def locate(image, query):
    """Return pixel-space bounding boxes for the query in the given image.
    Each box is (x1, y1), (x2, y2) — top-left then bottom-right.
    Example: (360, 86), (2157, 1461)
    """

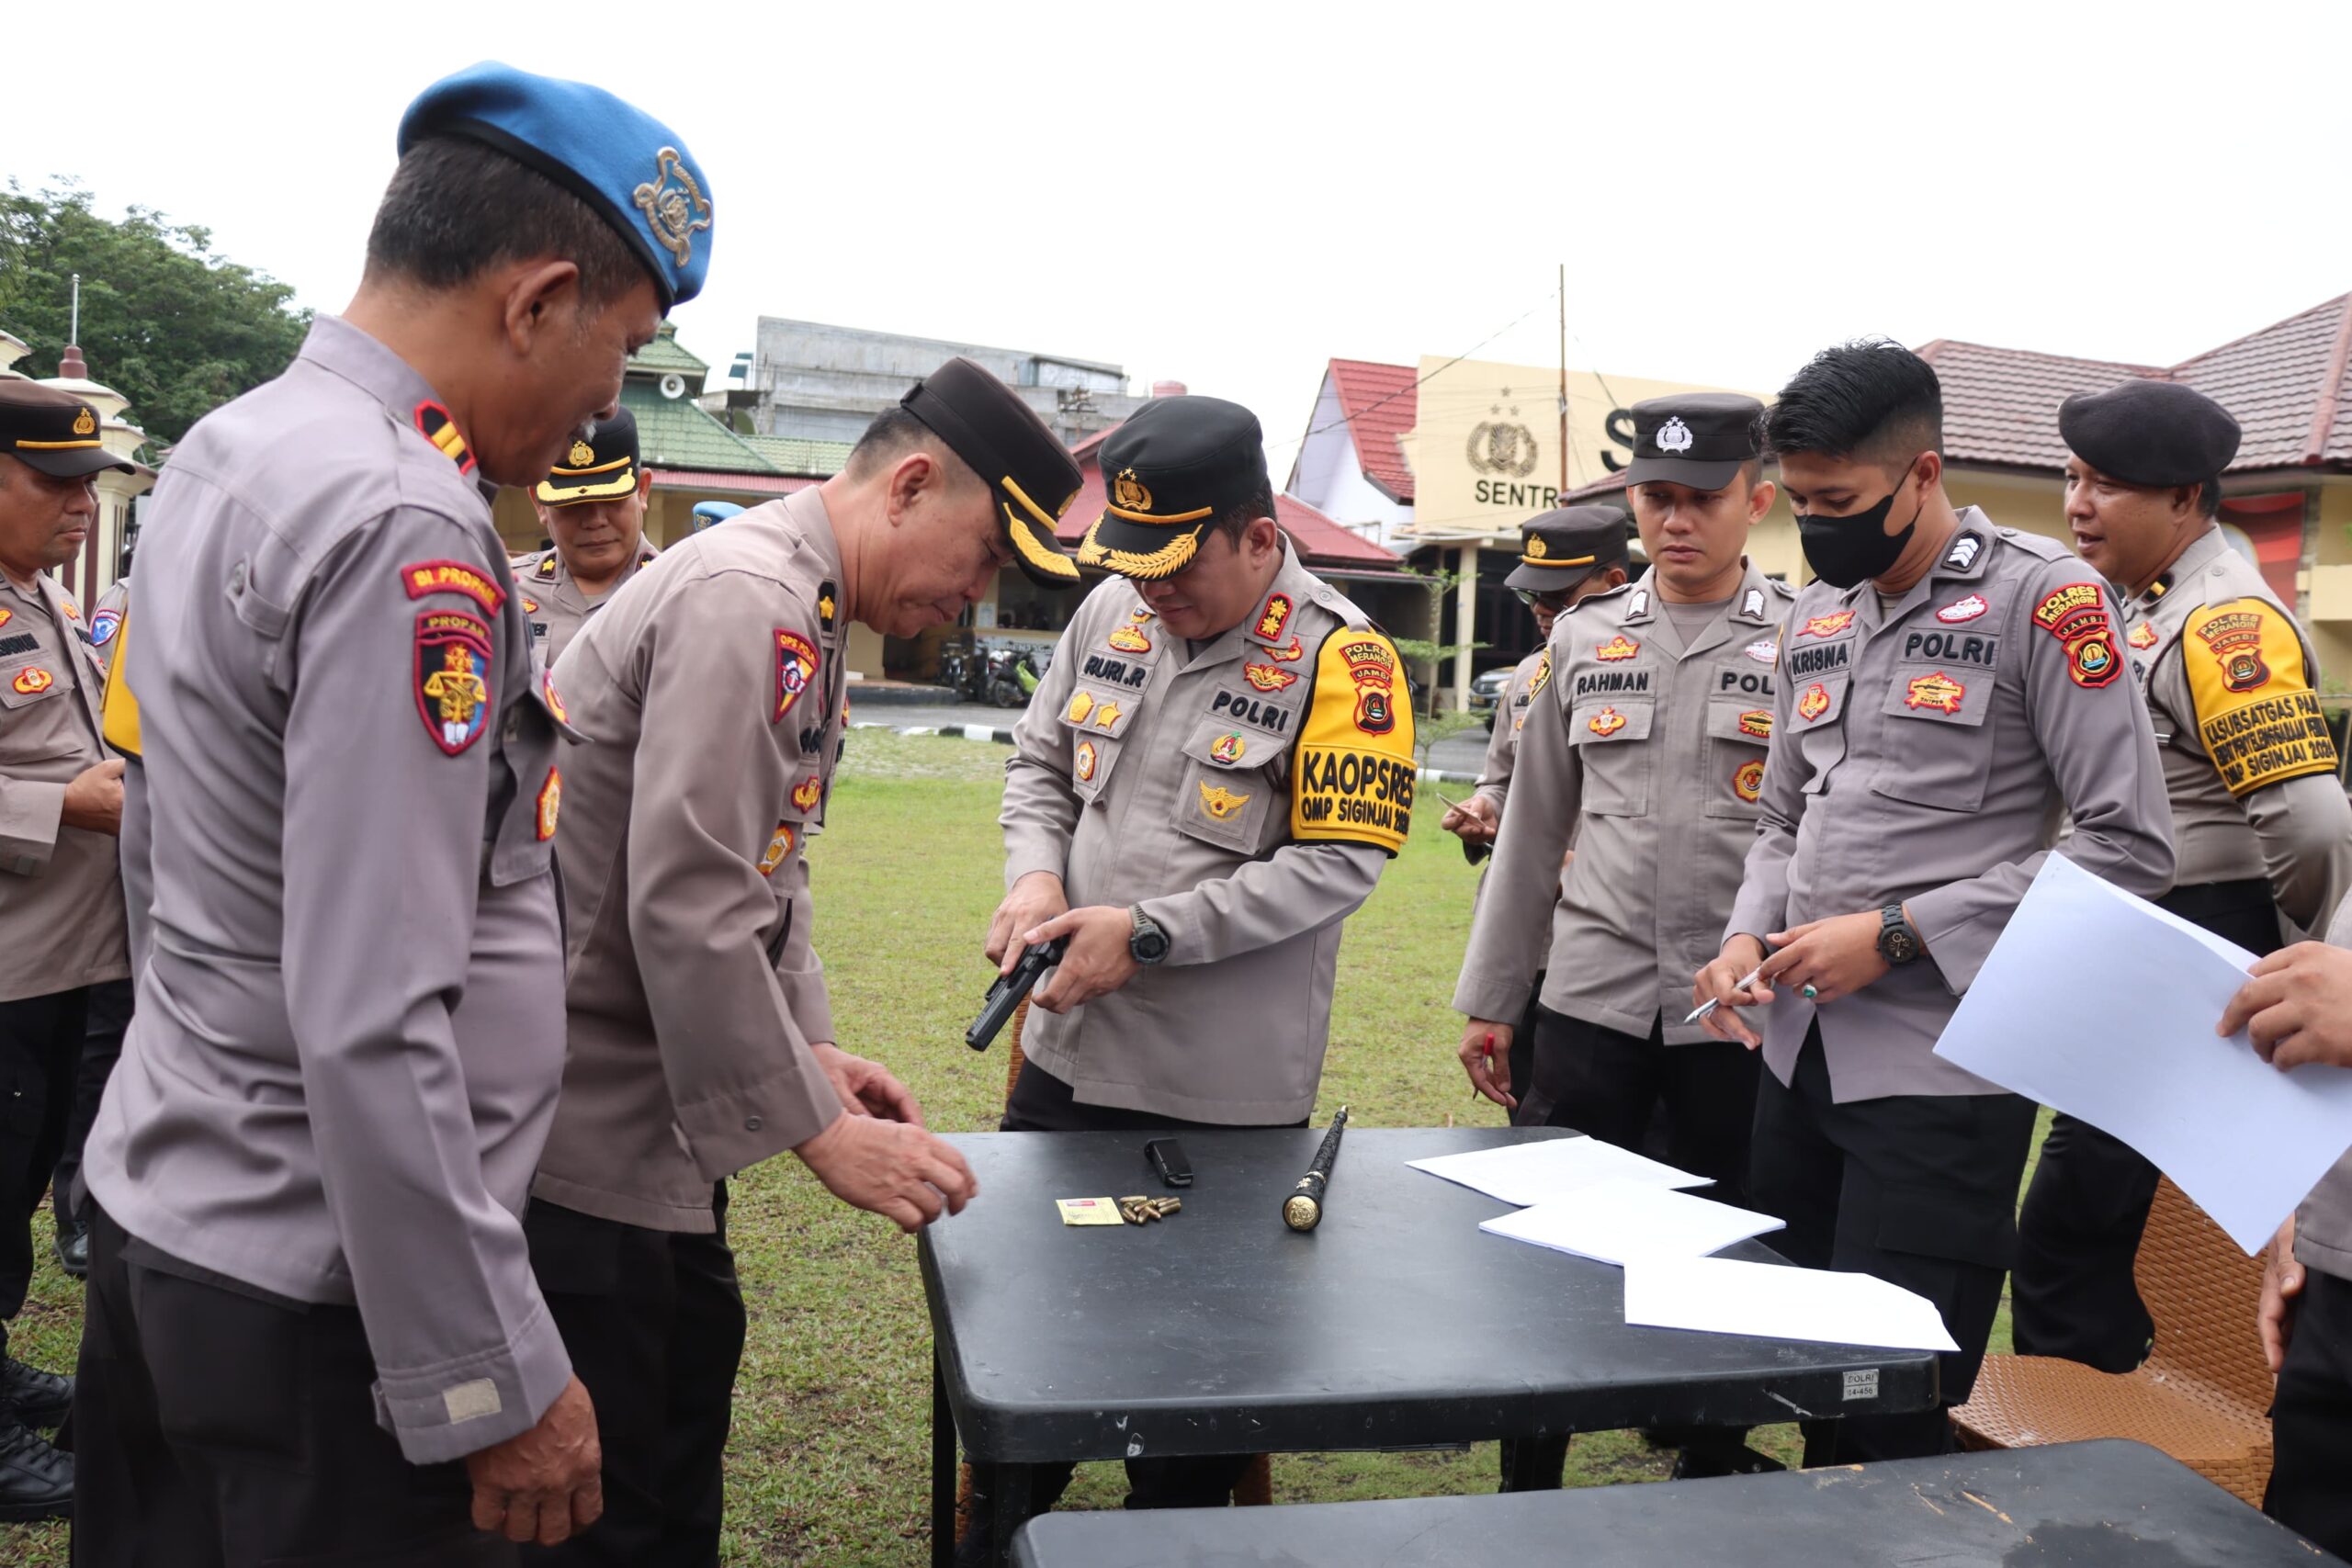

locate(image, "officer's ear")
(1910, 448), (1944, 495)
(1241, 513), (1282, 566)
(500, 259), (586, 355)
(1744, 478), (1778, 525)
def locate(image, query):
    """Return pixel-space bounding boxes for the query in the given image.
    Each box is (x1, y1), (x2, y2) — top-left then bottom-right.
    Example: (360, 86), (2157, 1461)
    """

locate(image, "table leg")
(1501, 1431), (1571, 1492)
(984, 1461), (1037, 1567)
(932, 1352), (956, 1568)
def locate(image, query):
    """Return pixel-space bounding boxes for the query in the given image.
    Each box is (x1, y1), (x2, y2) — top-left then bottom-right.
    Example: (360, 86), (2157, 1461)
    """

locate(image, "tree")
(0, 180), (311, 446)
(1391, 562), (1485, 717)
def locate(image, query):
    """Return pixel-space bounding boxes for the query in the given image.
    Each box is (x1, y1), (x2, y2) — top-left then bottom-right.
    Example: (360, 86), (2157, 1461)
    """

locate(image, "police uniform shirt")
(81, 315), (577, 1463)
(1470, 648), (1548, 817)
(511, 537), (660, 664)
(1001, 544), (1416, 1124)
(2296, 890), (2352, 1280)
(2124, 525), (2352, 932)
(1724, 511), (2174, 1100)
(0, 568), (129, 1001)
(534, 486), (850, 1234)
(1456, 564), (1795, 1043)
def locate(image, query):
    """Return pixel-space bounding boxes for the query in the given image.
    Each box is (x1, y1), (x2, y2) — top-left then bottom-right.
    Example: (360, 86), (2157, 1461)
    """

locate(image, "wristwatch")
(1128, 906), (1170, 966)
(1877, 903), (1922, 965)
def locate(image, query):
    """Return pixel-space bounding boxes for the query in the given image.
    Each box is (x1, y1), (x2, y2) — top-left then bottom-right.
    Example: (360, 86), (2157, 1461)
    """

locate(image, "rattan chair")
(1951, 1177), (2272, 1503)
(953, 1000), (1271, 1548)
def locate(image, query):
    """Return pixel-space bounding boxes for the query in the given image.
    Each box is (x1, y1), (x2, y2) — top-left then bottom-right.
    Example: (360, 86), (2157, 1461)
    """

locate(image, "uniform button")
(745, 1115), (763, 1132)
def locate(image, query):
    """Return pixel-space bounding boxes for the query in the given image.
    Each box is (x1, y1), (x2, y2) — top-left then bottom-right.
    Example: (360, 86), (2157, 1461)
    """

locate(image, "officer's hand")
(796, 1111), (977, 1233)
(464, 1373), (603, 1546)
(61, 757), (127, 836)
(987, 871), (1069, 974)
(1458, 1020), (1516, 1110)
(1441, 795), (1499, 845)
(1694, 935), (1772, 1047)
(811, 1042), (924, 1126)
(1023, 905), (1140, 1012)
(1763, 911), (1893, 1009)
(2260, 1214), (2304, 1373)
(2219, 942), (2352, 1069)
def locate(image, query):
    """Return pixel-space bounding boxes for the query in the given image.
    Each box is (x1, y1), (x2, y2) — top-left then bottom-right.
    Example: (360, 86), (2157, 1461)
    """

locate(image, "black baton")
(1283, 1105), (1350, 1232)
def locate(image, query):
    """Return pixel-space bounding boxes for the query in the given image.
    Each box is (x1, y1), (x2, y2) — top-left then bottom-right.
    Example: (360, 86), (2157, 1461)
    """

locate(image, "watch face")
(1881, 926), (1918, 964)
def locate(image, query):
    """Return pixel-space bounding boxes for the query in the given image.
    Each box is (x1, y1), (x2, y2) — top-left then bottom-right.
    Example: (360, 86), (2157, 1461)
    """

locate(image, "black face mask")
(1796, 460), (1920, 589)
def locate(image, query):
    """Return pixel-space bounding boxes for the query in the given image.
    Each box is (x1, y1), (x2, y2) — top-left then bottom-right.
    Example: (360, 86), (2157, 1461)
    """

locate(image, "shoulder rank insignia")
(59, 598), (78, 622)
(773, 629), (820, 722)
(1733, 759), (1766, 803)
(1197, 781), (1251, 820)
(1944, 532), (1984, 570)
(536, 555), (559, 581)
(758, 822), (797, 877)
(1108, 624), (1152, 654)
(414, 611), (492, 756)
(1242, 662), (1298, 692)
(818, 581), (839, 636)
(1740, 587), (1768, 620)
(412, 400), (476, 474)
(1595, 635), (1639, 662)
(1253, 593), (1293, 643)
(11, 667), (53, 695)
(536, 768), (561, 841)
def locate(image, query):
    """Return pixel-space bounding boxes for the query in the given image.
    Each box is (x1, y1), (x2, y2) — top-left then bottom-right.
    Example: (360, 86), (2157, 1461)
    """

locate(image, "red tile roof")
(1055, 430), (1405, 573)
(1326, 358), (1419, 502)
(1915, 340), (2163, 472)
(646, 468), (819, 494)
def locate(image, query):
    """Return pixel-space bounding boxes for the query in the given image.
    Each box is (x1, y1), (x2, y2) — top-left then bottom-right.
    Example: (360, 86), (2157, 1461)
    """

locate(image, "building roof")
(742, 433), (854, 477)
(1053, 425), (1405, 574)
(630, 322), (708, 378)
(644, 468), (818, 495)
(620, 380), (785, 475)
(1914, 340), (2162, 473)
(1326, 358), (1419, 502)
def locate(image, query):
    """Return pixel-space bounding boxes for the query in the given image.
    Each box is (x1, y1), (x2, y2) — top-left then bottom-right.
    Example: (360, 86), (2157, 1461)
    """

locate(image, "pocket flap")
(1182, 715), (1269, 771)
(1057, 686), (1139, 740)
(1880, 663), (1994, 728)
(1568, 700), (1654, 745)
(0, 657), (65, 708)
(1706, 699), (1775, 744)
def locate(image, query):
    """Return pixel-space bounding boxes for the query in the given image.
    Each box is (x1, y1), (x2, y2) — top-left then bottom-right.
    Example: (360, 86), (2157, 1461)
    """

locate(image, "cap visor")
(1622, 455), (1746, 491)
(1506, 560), (1603, 593)
(535, 469), (639, 506)
(1007, 512), (1083, 590)
(1076, 512), (1210, 581)
(14, 446), (135, 479)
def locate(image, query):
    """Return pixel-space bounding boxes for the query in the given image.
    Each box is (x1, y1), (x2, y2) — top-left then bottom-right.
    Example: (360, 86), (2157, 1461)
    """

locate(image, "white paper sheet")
(1477, 1179), (1783, 1266)
(1622, 1256), (1961, 1353)
(1931, 852), (2352, 1252)
(1408, 1136), (1711, 1208)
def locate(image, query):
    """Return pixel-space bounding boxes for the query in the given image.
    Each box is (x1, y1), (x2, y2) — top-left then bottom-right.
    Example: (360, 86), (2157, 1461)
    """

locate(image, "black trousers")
(1512, 1007), (1762, 1207)
(2267, 1265), (2352, 1558)
(1747, 1027), (2039, 1463)
(2013, 878), (2283, 1371)
(73, 1205), (509, 1566)
(1504, 972), (1544, 1117)
(0, 986), (87, 1359)
(952, 1066), (1293, 1565)
(52, 976), (132, 1224)
(520, 1185), (743, 1568)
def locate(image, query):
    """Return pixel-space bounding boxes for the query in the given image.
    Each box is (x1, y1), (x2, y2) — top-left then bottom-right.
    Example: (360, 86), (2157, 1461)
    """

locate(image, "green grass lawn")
(0, 729), (2043, 1563)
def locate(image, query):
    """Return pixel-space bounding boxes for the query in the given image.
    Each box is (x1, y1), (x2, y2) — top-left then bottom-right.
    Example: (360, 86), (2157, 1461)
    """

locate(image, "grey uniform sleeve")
(279, 510), (569, 1464)
(623, 580), (843, 1174)
(1725, 642), (1801, 950)
(2245, 773), (2352, 936)
(1907, 562), (2174, 990)
(770, 851), (834, 1044)
(1471, 665), (1524, 814)
(1001, 628), (1084, 890)
(0, 772), (67, 875)
(1134, 840), (1385, 968)
(1455, 649), (1580, 1021)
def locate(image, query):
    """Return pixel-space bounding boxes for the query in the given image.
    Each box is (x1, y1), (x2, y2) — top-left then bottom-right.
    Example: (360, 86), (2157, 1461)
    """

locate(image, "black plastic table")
(1009, 1438), (2333, 1566)
(919, 1126), (1941, 1566)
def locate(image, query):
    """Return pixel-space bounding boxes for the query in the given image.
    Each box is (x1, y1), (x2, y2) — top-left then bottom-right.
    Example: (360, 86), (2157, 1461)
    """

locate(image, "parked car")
(1468, 665), (1514, 730)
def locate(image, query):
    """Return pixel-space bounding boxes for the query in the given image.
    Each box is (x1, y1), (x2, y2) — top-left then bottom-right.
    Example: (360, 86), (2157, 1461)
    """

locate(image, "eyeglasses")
(1514, 588), (1575, 612)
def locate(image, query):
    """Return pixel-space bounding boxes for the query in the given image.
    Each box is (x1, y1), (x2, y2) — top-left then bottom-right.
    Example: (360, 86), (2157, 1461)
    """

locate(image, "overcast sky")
(11, 0), (2350, 469)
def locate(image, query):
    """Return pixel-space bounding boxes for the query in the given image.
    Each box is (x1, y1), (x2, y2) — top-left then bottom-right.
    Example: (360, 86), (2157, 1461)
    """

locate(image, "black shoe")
(0, 1421), (71, 1521)
(0, 1359), (72, 1430)
(51, 1218), (88, 1280)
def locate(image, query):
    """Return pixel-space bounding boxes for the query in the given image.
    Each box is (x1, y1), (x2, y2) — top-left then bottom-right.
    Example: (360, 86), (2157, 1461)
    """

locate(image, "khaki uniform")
(2125, 526), (2351, 931)
(0, 570), (128, 1000)
(535, 487), (849, 1234)
(1726, 511), (2175, 1100)
(1457, 565), (1795, 1043)
(83, 315), (575, 1462)
(511, 538), (659, 664)
(1469, 649), (1546, 816)
(1001, 546), (1414, 1123)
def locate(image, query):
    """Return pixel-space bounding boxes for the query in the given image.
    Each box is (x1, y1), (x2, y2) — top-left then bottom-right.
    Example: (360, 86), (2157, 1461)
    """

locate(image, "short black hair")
(365, 136), (655, 307)
(1764, 338), (1943, 476)
(846, 404), (980, 491)
(1206, 480), (1278, 548)
(2195, 474), (2225, 520)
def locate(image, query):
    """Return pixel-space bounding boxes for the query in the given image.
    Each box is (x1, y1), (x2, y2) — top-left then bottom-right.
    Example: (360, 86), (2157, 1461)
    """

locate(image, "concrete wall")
(752, 318), (1140, 446)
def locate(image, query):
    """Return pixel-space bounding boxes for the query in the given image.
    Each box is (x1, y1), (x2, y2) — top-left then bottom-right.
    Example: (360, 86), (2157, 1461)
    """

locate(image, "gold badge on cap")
(1527, 536), (1548, 558)
(1113, 468), (1153, 513)
(72, 408), (96, 436)
(568, 439), (595, 467)
(633, 147), (712, 269)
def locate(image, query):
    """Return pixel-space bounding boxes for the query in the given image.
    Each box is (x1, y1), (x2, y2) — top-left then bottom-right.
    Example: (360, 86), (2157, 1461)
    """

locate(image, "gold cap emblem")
(1113, 468), (1153, 513)
(72, 408), (96, 436)
(632, 147), (712, 268)
(567, 439), (595, 468)
(1527, 535), (1548, 558)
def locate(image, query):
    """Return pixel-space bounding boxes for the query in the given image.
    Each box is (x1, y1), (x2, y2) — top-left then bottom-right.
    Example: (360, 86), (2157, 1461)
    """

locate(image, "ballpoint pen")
(1684, 964), (1770, 1025)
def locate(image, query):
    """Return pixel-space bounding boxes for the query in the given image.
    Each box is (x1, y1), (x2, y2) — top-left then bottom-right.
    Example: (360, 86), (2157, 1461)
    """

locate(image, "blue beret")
(398, 62), (714, 308)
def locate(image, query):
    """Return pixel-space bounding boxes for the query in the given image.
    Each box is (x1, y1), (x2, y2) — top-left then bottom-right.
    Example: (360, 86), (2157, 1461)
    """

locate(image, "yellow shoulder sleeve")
(100, 600), (141, 759)
(1290, 627), (1418, 855)
(2184, 597), (2336, 795)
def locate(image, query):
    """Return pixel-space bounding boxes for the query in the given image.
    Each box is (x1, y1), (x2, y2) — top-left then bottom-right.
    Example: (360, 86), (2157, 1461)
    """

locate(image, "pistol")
(966, 937), (1069, 1051)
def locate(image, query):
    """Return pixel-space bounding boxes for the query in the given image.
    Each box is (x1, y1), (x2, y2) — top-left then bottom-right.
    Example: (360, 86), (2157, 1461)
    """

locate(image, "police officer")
(1444, 506), (1631, 1100)
(2011, 381), (2352, 1372)
(0, 380), (133, 1517)
(972, 395), (1415, 1547)
(525, 356), (1064, 1562)
(1693, 341), (2173, 1463)
(516, 405), (659, 661)
(75, 63), (717, 1560)
(2218, 900), (2352, 1559)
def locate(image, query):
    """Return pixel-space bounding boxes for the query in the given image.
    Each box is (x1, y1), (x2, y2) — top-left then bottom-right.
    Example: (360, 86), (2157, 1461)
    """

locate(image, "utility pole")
(1557, 263), (1568, 494)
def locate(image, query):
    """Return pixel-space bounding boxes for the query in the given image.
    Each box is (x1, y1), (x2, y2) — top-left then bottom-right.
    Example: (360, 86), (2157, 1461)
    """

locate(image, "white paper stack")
(1477, 1178), (1783, 1267)
(1408, 1136), (1712, 1207)
(1622, 1256), (1960, 1353)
